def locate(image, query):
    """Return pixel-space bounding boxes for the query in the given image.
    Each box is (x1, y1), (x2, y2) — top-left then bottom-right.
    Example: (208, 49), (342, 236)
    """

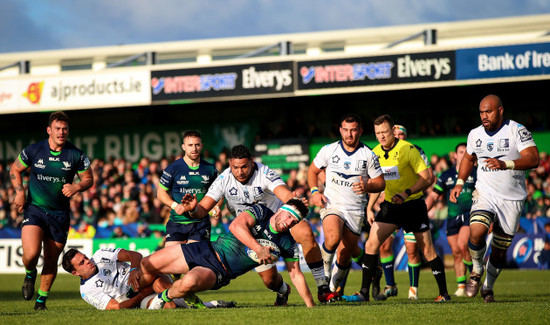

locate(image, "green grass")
(1, 270), (550, 324)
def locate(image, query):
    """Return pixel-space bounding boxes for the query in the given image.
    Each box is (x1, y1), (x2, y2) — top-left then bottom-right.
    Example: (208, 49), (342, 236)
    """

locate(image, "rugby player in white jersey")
(450, 94), (539, 303)
(180, 145), (333, 304)
(307, 113), (385, 301)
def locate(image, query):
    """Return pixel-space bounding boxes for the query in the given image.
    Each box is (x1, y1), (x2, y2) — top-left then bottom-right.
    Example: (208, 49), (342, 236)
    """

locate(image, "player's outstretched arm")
(229, 211), (273, 264)
(286, 260), (315, 307)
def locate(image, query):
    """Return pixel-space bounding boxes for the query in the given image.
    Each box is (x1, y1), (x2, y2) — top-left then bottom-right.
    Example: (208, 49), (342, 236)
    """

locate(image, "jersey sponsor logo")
(201, 175), (210, 183)
(332, 155), (340, 164)
(95, 279), (104, 288)
(49, 157), (60, 161)
(102, 269), (112, 276)
(253, 187), (264, 198)
(37, 174), (66, 183)
(499, 139), (509, 148)
(381, 166), (400, 180)
(518, 127), (533, 142)
(357, 160), (367, 170)
(180, 188), (204, 194)
(22, 218), (29, 224)
(229, 187), (238, 196)
(487, 140), (494, 152)
(265, 169), (281, 182)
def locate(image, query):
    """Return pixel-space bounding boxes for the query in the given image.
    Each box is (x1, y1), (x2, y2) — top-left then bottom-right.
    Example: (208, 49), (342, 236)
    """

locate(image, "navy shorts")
(375, 199), (431, 233)
(446, 213), (470, 237)
(166, 219), (211, 243)
(23, 204), (70, 244)
(180, 241), (230, 290)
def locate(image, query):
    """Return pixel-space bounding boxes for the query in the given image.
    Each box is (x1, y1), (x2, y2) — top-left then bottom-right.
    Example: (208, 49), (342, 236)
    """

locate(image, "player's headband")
(394, 124), (407, 136)
(280, 204), (303, 221)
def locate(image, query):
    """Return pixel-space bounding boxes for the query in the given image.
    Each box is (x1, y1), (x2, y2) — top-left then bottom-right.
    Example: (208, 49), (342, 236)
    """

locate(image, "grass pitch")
(1, 269), (549, 324)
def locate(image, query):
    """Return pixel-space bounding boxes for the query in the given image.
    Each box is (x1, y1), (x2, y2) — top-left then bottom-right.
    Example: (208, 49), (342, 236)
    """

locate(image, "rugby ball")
(246, 238), (281, 263)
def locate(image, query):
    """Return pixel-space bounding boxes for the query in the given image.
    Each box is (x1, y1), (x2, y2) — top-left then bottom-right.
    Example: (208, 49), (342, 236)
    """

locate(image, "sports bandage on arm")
(455, 179), (465, 186)
(170, 202), (178, 210)
(504, 160), (515, 170)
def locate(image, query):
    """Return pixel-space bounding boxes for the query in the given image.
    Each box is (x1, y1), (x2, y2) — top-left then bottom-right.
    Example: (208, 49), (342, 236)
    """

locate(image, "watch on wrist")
(405, 188), (412, 196)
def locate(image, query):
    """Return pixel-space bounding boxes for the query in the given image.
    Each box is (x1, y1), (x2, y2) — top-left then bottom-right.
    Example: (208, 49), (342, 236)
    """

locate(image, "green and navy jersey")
(212, 204), (299, 279)
(18, 139), (90, 213)
(433, 167), (477, 217)
(158, 158), (217, 224)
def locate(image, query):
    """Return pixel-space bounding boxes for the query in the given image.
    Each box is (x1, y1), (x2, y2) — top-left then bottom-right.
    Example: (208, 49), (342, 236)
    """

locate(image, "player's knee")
(470, 211), (494, 230)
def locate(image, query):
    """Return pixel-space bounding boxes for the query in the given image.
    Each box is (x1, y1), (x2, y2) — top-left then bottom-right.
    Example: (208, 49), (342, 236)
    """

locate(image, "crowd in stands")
(1, 147), (550, 244)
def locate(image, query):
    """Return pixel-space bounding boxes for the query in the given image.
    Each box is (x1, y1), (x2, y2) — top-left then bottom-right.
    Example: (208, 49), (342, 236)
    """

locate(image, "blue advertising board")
(456, 42), (550, 80)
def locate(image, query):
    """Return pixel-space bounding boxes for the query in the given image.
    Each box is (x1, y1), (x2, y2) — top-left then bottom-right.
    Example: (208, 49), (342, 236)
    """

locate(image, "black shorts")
(375, 199), (430, 233)
(23, 204), (70, 244)
(180, 241), (230, 290)
(166, 219), (211, 242)
(446, 213), (470, 236)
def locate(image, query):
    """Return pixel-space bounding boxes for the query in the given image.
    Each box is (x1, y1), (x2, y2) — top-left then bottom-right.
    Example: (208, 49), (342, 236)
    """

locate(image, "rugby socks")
(276, 282), (289, 295)
(307, 261), (329, 287)
(380, 255), (396, 286)
(468, 241), (487, 274)
(25, 268), (37, 279)
(36, 289), (49, 304)
(408, 262), (421, 288)
(463, 259), (473, 273)
(484, 258), (503, 290)
(457, 275), (467, 286)
(321, 243), (335, 279)
(428, 256), (448, 296)
(161, 289), (173, 302)
(329, 262), (350, 292)
(352, 247), (364, 264)
(359, 253), (379, 297)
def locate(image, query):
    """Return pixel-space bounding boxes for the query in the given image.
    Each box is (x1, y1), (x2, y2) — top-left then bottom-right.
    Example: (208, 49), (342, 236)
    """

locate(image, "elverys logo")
(22, 81), (44, 104)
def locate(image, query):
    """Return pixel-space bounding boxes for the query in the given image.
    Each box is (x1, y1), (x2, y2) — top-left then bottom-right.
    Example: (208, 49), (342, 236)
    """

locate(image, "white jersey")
(467, 119), (537, 200)
(313, 141), (383, 210)
(80, 248), (133, 310)
(206, 162), (287, 216)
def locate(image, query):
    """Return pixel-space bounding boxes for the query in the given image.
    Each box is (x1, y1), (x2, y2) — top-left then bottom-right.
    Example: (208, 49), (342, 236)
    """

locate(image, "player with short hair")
(141, 199), (315, 308)
(156, 130), (219, 246)
(425, 143), (475, 296)
(450, 94), (539, 303)
(178, 145), (331, 304)
(307, 113), (385, 300)
(10, 111), (93, 310)
(62, 247), (236, 310)
(343, 114), (450, 303)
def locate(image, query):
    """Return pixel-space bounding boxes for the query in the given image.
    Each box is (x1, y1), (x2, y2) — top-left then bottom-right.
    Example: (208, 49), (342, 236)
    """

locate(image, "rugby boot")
(374, 285), (398, 301)
(480, 288), (495, 303)
(22, 269), (37, 301)
(341, 292), (368, 303)
(466, 271), (483, 297)
(274, 285), (290, 306)
(434, 293), (451, 302)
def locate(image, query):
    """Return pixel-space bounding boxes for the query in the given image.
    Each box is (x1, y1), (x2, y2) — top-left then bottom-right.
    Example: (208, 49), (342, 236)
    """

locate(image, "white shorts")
(140, 293), (158, 309)
(320, 206), (365, 236)
(470, 189), (524, 236)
